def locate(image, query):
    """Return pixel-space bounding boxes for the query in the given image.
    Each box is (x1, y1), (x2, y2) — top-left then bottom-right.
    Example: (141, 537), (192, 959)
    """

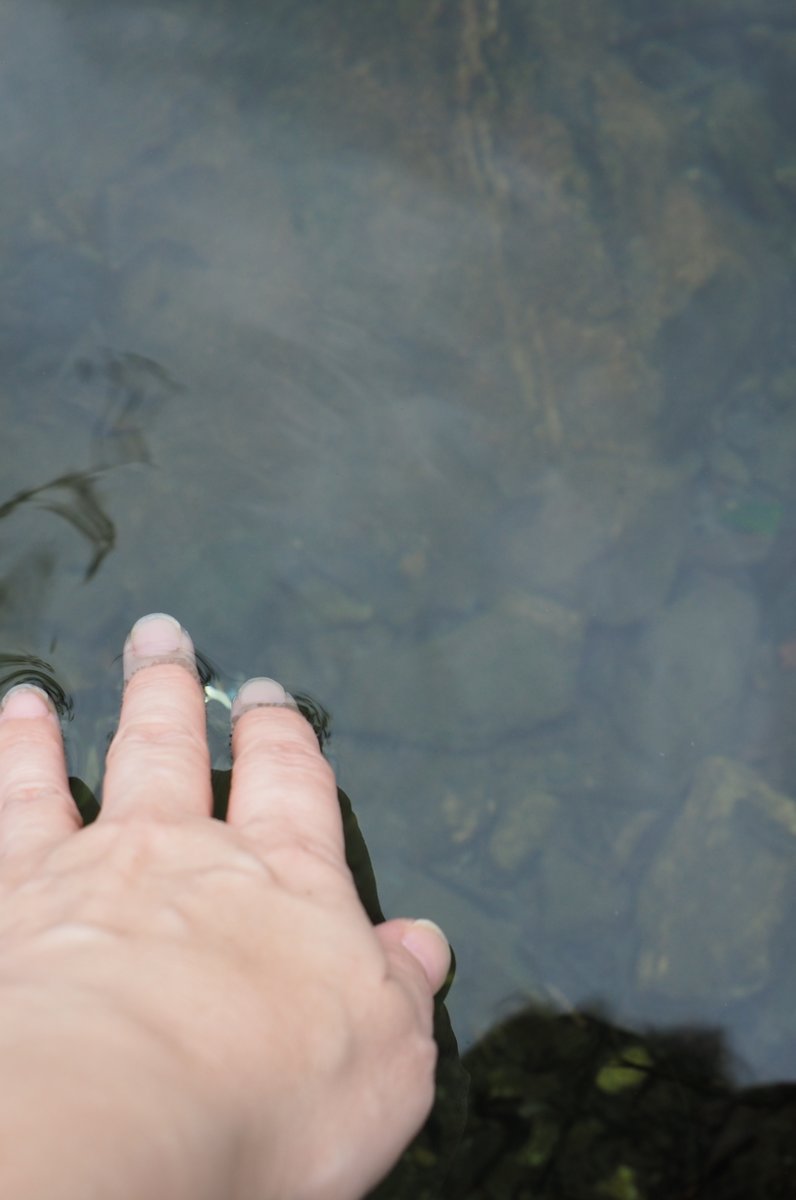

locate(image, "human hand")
(0, 614), (450, 1200)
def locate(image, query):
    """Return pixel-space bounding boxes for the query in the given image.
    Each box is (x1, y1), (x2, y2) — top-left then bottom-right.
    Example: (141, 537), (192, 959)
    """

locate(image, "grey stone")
(538, 838), (629, 933)
(636, 757), (796, 1001)
(488, 788), (560, 875)
(579, 482), (688, 626)
(610, 575), (758, 772)
(338, 592), (583, 748)
(496, 458), (691, 626)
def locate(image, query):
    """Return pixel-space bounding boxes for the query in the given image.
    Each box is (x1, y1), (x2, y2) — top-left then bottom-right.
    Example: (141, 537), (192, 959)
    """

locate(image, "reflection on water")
(0, 651), (72, 716)
(0, 468), (116, 579)
(2, 0), (796, 1190)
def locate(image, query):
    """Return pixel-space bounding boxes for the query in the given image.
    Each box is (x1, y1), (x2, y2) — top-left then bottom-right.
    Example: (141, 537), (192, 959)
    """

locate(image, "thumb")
(376, 917), (452, 995)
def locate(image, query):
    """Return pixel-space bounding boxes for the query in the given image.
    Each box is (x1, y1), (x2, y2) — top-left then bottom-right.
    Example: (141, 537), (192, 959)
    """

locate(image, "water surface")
(2, 0), (796, 1188)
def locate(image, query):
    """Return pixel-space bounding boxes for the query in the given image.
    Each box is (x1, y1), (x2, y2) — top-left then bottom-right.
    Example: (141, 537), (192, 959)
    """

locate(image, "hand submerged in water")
(0, 613), (450, 1200)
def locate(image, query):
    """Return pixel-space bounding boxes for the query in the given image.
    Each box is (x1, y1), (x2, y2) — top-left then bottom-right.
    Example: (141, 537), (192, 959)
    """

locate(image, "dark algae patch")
(439, 1004), (796, 1200)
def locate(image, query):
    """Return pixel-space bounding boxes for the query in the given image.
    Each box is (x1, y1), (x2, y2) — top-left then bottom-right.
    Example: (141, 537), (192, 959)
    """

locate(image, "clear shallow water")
(2, 0), (796, 1129)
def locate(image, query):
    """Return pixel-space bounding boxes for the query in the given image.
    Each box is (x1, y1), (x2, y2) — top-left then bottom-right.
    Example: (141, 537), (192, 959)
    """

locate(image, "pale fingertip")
(130, 612), (184, 654)
(123, 613), (199, 684)
(400, 918), (452, 994)
(231, 677), (299, 724)
(0, 684), (56, 720)
(105, 616), (211, 822)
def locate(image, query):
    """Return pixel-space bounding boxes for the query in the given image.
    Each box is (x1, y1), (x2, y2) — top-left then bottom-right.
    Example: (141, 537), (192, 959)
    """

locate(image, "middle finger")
(101, 614), (212, 823)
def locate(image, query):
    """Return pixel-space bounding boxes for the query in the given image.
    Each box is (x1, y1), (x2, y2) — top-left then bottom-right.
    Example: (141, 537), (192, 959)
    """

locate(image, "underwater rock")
(578, 472), (689, 626)
(496, 469), (616, 596)
(636, 756), (796, 1001)
(496, 457), (690, 625)
(340, 592), (583, 749)
(538, 835), (629, 934)
(704, 78), (791, 225)
(609, 574), (758, 774)
(488, 788), (560, 875)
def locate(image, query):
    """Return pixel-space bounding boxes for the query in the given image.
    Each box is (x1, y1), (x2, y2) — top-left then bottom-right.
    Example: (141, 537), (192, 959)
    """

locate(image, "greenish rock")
(636, 757), (796, 1001)
(595, 1045), (652, 1094)
(689, 476), (784, 567)
(596, 1163), (644, 1200)
(718, 495), (782, 537)
(519, 1117), (559, 1168)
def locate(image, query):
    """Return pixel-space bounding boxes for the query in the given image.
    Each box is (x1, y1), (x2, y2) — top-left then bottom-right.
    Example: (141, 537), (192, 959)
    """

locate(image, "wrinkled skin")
(0, 615), (450, 1200)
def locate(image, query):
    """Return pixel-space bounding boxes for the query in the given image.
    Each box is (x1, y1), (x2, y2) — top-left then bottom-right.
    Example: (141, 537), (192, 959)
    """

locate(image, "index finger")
(227, 679), (346, 869)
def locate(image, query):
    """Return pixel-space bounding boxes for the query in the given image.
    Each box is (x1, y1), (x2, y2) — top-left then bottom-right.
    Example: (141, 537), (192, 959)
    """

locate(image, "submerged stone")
(340, 592), (583, 748)
(488, 788), (560, 874)
(636, 757), (796, 1001)
(609, 575), (758, 775)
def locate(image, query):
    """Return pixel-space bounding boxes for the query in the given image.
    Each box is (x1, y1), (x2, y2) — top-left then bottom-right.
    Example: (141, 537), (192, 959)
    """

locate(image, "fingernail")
(130, 613), (183, 655)
(401, 918), (452, 989)
(403, 918), (450, 952)
(0, 684), (55, 719)
(123, 613), (197, 683)
(231, 677), (299, 723)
